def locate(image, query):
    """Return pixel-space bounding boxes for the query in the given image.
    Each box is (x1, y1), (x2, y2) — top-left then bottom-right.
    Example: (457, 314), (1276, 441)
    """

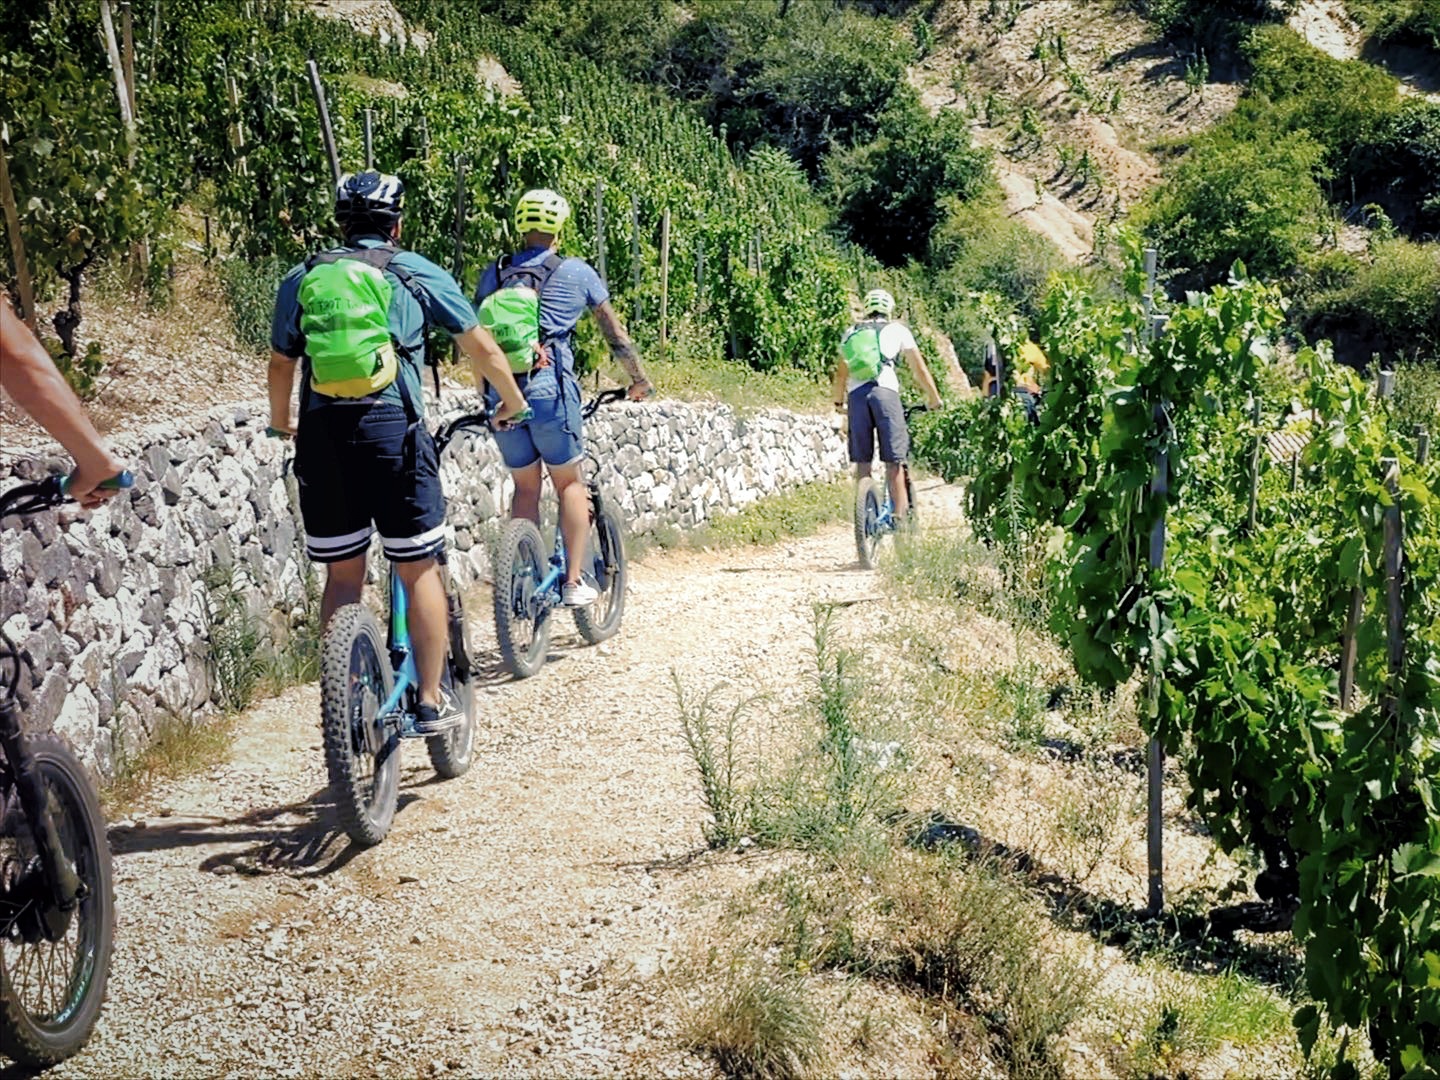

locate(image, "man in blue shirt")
(474, 188), (652, 607)
(269, 171), (528, 734)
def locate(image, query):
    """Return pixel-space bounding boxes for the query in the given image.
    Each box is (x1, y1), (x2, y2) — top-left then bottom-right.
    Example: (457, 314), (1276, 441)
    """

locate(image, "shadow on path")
(109, 786), (426, 879)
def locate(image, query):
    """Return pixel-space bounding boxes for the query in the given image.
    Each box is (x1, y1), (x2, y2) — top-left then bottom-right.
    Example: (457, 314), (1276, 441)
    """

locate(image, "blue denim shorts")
(490, 366), (584, 469)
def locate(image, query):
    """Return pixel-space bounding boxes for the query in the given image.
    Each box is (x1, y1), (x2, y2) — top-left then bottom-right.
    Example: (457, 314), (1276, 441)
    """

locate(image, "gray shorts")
(847, 383), (908, 464)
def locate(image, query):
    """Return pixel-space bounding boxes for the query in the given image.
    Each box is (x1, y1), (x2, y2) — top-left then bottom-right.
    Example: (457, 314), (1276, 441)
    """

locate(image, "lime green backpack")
(841, 319), (892, 384)
(476, 252), (565, 373)
(299, 246), (415, 398)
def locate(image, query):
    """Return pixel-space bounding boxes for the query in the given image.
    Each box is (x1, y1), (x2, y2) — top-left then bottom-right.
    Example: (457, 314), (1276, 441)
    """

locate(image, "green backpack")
(841, 318), (892, 384)
(476, 252), (565, 373)
(299, 246), (419, 399)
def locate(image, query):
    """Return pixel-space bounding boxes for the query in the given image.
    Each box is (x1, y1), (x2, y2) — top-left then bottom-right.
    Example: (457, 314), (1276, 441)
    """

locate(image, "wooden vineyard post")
(593, 178), (606, 284)
(1142, 245), (1166, 919)
(452, 153), (466, 366)
(99, 2), (137, 165)
(418, 114), (430, 160)
(630, 194), (642, 323)
(722, 236), (736, 360)
(306, 60), (341, 188)
(1378, 368), (1395, 400)
(0, 126), (36, 332)
(148, 0), (161, 81)
(1246, 396), (1262, 533)
(452, 153), (466, 283)
(121, 1), (136, 117)
(1340, 585), (1363, 710)
(226, 75), (247, 177)
(659, 207), (671, 360)
(1418, 426), (1431, 465)
(364, 108), (374, 169)
(1290, 453), (1300, 492)
(695, 235), (705, 308)
(1381, 457), (1403, 729)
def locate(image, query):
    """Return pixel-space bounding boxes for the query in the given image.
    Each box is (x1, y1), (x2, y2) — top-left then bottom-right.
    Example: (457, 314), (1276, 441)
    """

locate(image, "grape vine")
(915, 238), (1440, 1074)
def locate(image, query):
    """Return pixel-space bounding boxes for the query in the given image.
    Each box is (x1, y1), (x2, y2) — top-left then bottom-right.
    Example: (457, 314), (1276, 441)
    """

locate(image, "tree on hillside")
(827, 99), (990, 266)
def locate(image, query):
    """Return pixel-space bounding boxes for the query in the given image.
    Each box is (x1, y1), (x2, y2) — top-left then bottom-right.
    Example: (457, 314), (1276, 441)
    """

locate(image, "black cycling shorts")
(847, 383), (909, 465)
(294, 403), (445, 564)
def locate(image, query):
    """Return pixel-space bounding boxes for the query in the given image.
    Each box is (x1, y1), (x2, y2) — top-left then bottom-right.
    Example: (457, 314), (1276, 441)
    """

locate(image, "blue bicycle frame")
(377, 564), (422, 736)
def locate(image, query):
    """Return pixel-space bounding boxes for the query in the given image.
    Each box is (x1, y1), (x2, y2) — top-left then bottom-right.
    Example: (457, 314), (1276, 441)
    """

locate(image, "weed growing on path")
(103, 707), (235, 817)
(684, 968), (824, 1080)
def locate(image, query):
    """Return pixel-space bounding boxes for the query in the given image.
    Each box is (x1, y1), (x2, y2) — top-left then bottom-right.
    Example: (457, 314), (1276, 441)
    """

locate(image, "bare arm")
(832, 353), (849, 409)
(267, 350), (299, 435)
(592, 301), (652, 401)
(1, 297), (125, 506)
(454, 325), (528, 420)
(903, 346), (943, 411)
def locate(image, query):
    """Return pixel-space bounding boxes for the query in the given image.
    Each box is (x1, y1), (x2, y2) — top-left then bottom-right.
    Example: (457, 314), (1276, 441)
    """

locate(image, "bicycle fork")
(0, 708), (82, 912)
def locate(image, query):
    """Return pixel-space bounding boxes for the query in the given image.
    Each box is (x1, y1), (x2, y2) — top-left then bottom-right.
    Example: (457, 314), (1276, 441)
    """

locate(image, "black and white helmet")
(334, 171), (405, 230)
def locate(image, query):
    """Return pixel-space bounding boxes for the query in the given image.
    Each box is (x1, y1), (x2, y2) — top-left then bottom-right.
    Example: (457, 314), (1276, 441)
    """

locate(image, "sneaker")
(561, 579), (599, 607)
(414, 690), (464, 736)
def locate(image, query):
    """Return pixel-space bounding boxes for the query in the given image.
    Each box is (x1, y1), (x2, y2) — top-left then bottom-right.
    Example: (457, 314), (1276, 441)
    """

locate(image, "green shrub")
(1354, 99), (1440, 235)
(911, 399), (987, 483)
(927, 193), (1063, 316)
(1242, 25), (1401, 179)
(1304, 236), (1440, 359)
(1132, 124), (1327, 282)
(218, 256), (288, 354)
(1345, 0), (1440, 50)
(827, 99), (992, 266)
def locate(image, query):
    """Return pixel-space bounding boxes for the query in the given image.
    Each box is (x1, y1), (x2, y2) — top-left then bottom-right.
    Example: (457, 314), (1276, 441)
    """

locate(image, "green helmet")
(863, 288), (895, 317)
(514, 188), (570, 236)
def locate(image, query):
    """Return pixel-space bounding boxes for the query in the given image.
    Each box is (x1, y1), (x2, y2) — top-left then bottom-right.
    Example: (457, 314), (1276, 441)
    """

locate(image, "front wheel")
(854, 477), (883, 570)
(493, 519), (551, 680)
(0, 734), (114, 1068)
(320, 604), (399, 847)
(573, 499), (627, 644)
(428, 575), (476, 780)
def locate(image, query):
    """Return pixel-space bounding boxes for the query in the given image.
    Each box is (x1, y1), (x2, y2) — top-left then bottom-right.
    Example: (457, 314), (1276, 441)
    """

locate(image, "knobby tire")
(0, 734), (114, 1068)
(493, 519), (550, 680)
(854, 477), (882, 570)
(428, 575), (475, 779)
(573, 501), (627, 644)
(320, 604), (398, 847)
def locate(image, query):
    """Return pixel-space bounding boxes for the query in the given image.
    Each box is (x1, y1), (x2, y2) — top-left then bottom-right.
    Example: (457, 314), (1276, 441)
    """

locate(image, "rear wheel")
(902, 467), (919, 535)
(493, 519), (551, 679)
(319, 604), (398, 847)
(854, 477), (882, 569)
(0, 735), (113, 1068)
(573, 499), (627, 644)
(428, 574), (475, 779)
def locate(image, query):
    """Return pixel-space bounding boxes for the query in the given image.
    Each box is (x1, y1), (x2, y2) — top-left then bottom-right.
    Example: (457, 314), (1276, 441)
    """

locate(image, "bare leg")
(394, 557), (446, 706)
(548, 461), (589, 585)
(886, 462), (908, 518)
(321, 555), (366, 628)
(509, 461), (544, 527)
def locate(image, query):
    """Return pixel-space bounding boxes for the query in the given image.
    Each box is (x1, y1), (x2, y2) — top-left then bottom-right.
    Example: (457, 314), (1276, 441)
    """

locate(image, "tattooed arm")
(592, 301), (653, 401)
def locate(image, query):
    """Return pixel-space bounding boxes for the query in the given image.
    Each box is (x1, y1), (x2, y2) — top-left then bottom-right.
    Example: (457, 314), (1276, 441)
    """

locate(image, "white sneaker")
(562, 580), (599, 607)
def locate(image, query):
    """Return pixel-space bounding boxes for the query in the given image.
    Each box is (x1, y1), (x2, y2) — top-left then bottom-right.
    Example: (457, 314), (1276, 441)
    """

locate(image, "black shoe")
(414, 694), (463, 736)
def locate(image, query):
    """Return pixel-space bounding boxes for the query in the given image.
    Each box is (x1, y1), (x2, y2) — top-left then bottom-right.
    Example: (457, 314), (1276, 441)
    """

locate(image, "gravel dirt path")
(51, 481), (967, 1078)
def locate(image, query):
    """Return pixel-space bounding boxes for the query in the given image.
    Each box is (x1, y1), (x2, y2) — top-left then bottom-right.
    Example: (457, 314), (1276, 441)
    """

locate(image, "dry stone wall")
(0, 393), (846, 779)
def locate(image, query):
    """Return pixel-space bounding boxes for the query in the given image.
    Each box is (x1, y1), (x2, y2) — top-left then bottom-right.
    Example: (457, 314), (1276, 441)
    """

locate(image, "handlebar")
(582, 387), (628, 420)
(434, 388), (637, 453)
(0, 470), (134, 520)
